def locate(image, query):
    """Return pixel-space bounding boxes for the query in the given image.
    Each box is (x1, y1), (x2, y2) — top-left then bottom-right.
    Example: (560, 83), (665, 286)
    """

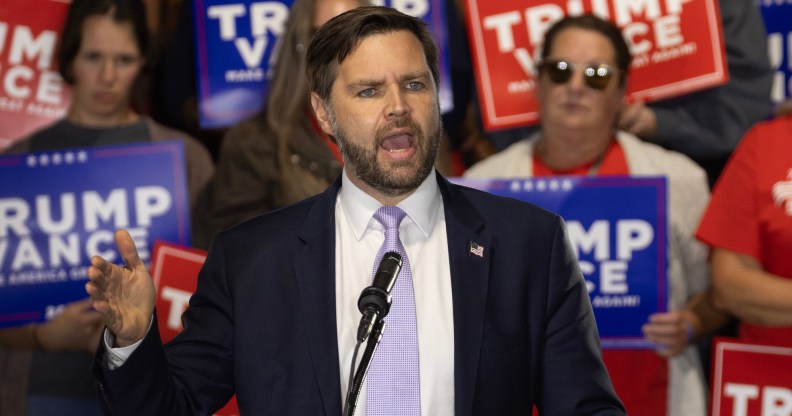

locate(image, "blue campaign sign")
(194, 0), (453, 128)
(453, 176), (668, 349)
(194, 0), (293, 129)
(761, 0), (792, 103)
(0, 142), (191, 328)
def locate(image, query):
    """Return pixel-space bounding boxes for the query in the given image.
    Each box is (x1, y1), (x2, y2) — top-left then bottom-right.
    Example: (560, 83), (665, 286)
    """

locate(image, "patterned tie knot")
(374, 205), (406, 232)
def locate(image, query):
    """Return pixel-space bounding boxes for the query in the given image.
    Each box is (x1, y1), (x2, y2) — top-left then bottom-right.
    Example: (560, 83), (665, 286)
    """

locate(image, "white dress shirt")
(106, 169), (456, 415)
(335, 169), (455, 415)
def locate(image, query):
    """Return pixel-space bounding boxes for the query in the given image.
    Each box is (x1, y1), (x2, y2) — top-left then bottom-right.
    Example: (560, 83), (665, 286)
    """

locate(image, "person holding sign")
(465, 14), (729, 416)
(617, 0), (773, 187)
(0, 0), (213, 415)
(5, 0), (214, 245)
(84, 6), (625, 415)
(199, 0), (367, 241)
(697, 113), (792, 348)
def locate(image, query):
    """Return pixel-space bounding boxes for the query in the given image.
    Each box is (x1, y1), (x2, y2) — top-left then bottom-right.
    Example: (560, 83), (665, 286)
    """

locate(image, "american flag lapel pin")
(469, 241), (484, 258)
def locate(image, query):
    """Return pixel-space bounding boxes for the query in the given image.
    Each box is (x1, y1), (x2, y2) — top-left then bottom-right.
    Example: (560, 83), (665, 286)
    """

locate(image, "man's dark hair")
(306, 5), (439, 101)
(541, 14), (631, 86)
(57, 0), (149, 85)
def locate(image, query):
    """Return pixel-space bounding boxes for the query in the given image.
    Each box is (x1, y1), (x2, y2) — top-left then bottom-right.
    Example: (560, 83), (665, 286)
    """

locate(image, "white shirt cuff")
(103, 316), (153, 370)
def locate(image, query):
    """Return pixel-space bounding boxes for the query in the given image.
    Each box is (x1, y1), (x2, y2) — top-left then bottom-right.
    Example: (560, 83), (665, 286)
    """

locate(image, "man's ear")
(310, 92), (333, 135)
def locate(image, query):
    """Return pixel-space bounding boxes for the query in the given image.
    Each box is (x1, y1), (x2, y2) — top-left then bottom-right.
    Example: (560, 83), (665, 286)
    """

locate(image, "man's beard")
(328, 109), (442, 198)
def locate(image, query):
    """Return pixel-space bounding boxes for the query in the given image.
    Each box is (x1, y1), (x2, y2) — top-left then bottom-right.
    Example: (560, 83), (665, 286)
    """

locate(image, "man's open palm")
(86, 229), (156, 347)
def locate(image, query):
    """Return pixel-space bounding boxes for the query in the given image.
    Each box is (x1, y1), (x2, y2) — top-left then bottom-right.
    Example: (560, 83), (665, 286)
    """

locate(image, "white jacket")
(465, 130), (710, 416)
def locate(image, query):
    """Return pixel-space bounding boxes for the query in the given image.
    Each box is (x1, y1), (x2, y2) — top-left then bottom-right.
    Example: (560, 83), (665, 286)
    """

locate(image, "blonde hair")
(266, 0), (368, 204)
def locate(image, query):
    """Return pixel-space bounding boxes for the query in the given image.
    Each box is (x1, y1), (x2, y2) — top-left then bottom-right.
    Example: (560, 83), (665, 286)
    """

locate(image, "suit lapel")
(438, 176), (491, 415)
(289, 175), (492, 414)
(293, 180), (342, 415)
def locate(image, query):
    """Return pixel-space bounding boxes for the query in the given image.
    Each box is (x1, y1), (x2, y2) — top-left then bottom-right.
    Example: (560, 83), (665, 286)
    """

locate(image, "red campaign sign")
(0, 0), (71, 149)
(710, 338), (792, 416)
(465, 0), (727, 131)
(149, 241), (239, 416)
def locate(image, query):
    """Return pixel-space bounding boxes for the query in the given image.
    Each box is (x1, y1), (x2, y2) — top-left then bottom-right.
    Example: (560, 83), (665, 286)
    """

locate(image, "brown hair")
(57, 0), (149, 85)
(306, 5), (440, 101)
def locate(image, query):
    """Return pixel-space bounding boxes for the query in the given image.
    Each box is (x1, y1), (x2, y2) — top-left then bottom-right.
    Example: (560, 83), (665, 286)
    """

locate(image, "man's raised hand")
(86, 229), (156, 347)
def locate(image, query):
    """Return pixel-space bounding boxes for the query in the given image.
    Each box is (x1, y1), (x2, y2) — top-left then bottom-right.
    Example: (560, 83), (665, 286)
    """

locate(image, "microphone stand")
(343, 319), (386, 416)
(344, 252), (401, 415)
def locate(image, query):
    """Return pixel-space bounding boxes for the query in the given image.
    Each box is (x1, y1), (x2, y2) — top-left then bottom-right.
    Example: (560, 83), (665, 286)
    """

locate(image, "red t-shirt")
(535, 139), (667, 416)
(696, 115), (792, 347)
(532, 139), (629, 176)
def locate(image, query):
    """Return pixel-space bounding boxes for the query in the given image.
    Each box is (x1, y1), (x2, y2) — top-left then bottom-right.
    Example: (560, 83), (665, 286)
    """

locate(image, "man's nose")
(385, 87), (410, 118)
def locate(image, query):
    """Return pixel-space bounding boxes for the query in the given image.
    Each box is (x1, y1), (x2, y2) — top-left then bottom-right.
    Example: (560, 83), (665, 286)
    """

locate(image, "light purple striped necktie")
(366, 206), (421, 415)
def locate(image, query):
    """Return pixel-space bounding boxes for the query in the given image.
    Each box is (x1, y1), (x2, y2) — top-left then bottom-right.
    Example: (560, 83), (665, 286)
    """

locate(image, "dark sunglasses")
(537, 59), (621, 90)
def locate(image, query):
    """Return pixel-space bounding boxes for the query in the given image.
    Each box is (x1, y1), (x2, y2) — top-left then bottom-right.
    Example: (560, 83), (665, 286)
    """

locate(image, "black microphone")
(356, 251), (402, 343)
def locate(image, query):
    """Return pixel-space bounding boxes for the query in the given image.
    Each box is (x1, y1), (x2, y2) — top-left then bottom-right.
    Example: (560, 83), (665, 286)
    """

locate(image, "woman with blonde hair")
(202, 0), (368, 238)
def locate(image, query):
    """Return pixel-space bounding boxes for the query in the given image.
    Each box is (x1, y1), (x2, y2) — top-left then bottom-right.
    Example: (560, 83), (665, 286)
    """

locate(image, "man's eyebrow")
(345, 79), (385, 94)
(344, 71), (432, 94)
(399, 71), (431, 83)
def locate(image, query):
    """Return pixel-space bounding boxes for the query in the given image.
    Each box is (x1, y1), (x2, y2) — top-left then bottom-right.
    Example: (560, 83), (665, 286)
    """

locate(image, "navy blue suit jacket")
(94, 174), (625, 415)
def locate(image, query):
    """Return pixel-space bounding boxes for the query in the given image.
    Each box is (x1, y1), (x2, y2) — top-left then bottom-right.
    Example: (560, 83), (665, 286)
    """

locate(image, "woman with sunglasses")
(465, 14), (729, 416)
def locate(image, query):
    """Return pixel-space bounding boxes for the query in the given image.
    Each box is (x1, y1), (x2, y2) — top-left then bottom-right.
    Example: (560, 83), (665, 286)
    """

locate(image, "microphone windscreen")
(372, 251), (402, 292)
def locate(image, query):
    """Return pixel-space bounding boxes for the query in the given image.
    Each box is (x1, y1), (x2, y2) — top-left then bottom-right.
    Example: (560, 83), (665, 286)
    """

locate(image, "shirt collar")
(338, 168), (442, 241)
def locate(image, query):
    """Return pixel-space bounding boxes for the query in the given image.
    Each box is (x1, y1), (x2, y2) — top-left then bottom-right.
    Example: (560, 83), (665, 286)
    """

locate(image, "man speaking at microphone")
(85, 6), (624, 415)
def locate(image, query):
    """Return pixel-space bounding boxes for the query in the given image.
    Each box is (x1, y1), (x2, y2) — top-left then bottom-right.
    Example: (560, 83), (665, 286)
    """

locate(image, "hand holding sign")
(86, 229), (156, 347)
(36, 298), (104, 353)
(641, 310), (696, 358)
(618, 101), (658, 138)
